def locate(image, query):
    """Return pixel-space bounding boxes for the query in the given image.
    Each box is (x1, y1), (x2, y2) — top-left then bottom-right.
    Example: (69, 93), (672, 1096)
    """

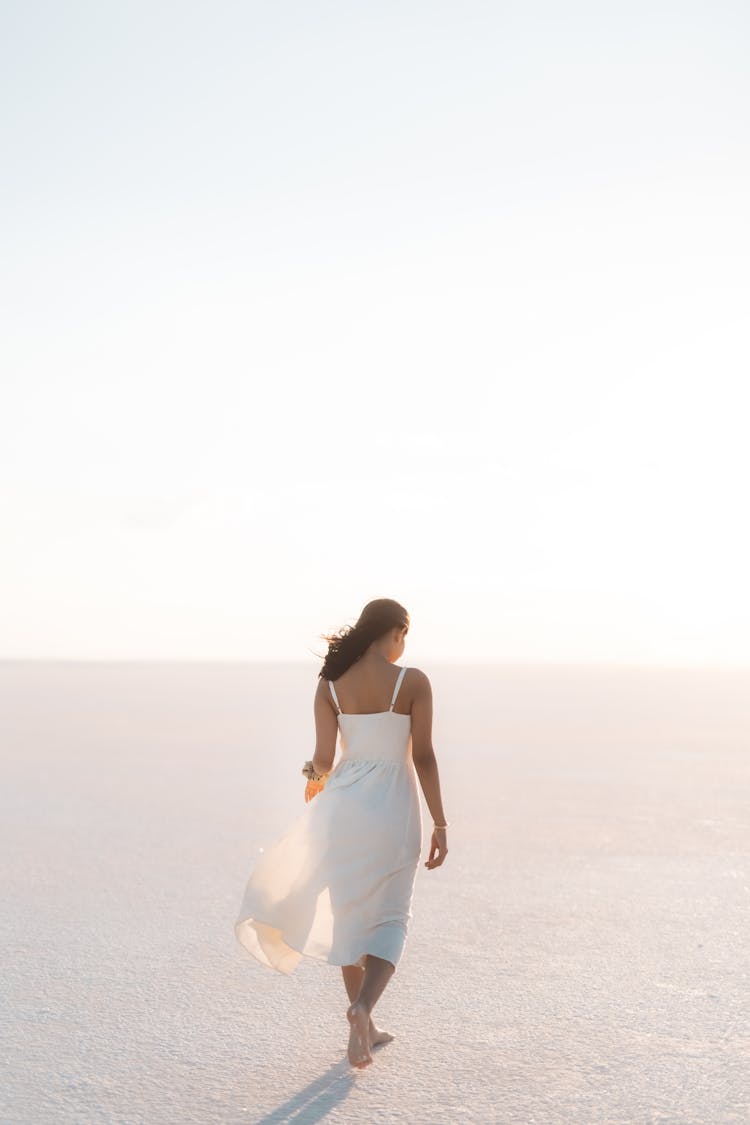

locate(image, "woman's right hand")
(425, 827), (448, 869)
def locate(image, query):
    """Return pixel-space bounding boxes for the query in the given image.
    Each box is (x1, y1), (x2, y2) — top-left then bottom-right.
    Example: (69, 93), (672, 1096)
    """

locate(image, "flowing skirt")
(235, 757), (422, 974)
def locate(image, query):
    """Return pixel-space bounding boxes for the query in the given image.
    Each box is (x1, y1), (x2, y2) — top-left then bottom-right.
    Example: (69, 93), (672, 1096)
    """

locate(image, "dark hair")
(317, 598), (410, 681)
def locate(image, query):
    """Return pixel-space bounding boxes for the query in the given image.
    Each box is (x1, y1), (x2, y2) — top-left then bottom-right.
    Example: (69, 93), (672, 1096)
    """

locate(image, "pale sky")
(2, 1), (749, 665)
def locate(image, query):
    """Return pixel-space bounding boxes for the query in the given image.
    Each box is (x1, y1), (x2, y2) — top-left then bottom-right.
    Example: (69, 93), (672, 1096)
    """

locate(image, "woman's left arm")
(310, 680), (338, 778)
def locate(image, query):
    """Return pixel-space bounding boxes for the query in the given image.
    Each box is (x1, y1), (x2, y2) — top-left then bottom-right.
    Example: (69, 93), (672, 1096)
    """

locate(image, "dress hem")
(234, 918), (400, 975)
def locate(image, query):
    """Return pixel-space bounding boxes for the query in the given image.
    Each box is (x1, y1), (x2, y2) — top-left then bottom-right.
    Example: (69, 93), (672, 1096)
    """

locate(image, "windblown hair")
(318, 599), (410, 681)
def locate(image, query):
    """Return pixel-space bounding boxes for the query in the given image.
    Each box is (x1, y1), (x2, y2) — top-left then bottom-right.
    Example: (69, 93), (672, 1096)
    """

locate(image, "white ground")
(1, 661), (749, 1124)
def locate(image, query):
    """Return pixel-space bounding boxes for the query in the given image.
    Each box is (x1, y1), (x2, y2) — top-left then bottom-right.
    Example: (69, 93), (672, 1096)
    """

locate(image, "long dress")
(234, 665), (422, 975)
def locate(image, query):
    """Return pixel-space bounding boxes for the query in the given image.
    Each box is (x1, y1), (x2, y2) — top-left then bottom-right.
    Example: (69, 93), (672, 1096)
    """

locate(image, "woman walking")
(234, 598), (449, 1068)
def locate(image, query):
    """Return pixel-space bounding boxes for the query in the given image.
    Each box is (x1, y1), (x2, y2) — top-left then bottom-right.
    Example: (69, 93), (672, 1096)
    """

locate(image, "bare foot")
(369, 1020), (394, 1049)
(346, 1001), (373, 1068)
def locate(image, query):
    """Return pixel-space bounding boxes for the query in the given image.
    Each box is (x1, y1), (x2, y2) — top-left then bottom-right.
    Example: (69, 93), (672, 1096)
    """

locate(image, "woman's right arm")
(410, 670), (448, 870)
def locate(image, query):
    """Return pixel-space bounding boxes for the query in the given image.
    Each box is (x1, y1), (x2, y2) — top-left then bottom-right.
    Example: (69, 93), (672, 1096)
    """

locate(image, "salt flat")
(1, 661), (749, 1125)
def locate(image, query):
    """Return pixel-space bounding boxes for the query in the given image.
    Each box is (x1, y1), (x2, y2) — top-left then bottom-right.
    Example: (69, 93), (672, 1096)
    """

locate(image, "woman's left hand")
(304, 778), (326, 803)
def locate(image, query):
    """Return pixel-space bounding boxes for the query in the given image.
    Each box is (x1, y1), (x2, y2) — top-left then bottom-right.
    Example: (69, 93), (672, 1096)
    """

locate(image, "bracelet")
(302, 760), (329, 782)
(433, 822), (449, 829)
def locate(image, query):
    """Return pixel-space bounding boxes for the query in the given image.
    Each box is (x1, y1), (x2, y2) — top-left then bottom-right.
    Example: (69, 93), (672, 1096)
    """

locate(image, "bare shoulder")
(406, 666), (432, 699)
(406, 667), (431, 688)
(314, 675), (336, 708)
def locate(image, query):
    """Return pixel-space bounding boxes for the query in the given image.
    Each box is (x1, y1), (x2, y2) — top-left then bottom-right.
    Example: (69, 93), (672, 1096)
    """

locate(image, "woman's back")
(330, 659), (414, 717)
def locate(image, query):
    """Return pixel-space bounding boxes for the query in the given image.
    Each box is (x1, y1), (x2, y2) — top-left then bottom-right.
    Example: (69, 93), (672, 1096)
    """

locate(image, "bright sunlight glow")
(2, 1), (749, 665)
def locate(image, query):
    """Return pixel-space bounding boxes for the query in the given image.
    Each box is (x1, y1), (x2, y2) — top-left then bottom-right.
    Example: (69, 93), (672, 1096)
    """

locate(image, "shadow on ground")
(255, 1058), (357, 1124)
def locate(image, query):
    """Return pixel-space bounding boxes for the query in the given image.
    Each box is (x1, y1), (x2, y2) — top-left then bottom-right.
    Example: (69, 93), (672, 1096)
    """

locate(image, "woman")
(234, 598), (449, 1069)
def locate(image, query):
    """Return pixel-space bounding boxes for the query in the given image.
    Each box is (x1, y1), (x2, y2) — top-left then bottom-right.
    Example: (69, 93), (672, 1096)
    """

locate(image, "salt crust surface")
(1, 661), (749, 1124)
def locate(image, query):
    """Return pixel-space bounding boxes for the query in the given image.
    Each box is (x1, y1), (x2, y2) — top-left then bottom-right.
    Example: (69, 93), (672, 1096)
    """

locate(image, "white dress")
(235, 666), (422, 974)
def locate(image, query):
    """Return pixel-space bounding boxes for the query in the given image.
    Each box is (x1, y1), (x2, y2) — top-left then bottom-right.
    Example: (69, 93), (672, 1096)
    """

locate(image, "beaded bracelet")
(433, 822), (449, 829)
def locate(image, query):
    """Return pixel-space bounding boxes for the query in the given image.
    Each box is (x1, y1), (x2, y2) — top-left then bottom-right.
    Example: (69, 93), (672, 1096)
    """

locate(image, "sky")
(2, 0), (749, 665)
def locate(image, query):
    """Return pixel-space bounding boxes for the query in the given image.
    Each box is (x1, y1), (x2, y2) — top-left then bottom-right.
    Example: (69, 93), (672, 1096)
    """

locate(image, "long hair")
(317, 599), (410, 681)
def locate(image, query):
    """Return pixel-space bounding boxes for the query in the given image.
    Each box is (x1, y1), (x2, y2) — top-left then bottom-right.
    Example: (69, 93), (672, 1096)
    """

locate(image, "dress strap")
(389, 666), (408, 711)
(329, 680), (343, 714)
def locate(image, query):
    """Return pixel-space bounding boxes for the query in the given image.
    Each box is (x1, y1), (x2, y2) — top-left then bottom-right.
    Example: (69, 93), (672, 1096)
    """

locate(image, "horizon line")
(2, 656), (750, 672)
